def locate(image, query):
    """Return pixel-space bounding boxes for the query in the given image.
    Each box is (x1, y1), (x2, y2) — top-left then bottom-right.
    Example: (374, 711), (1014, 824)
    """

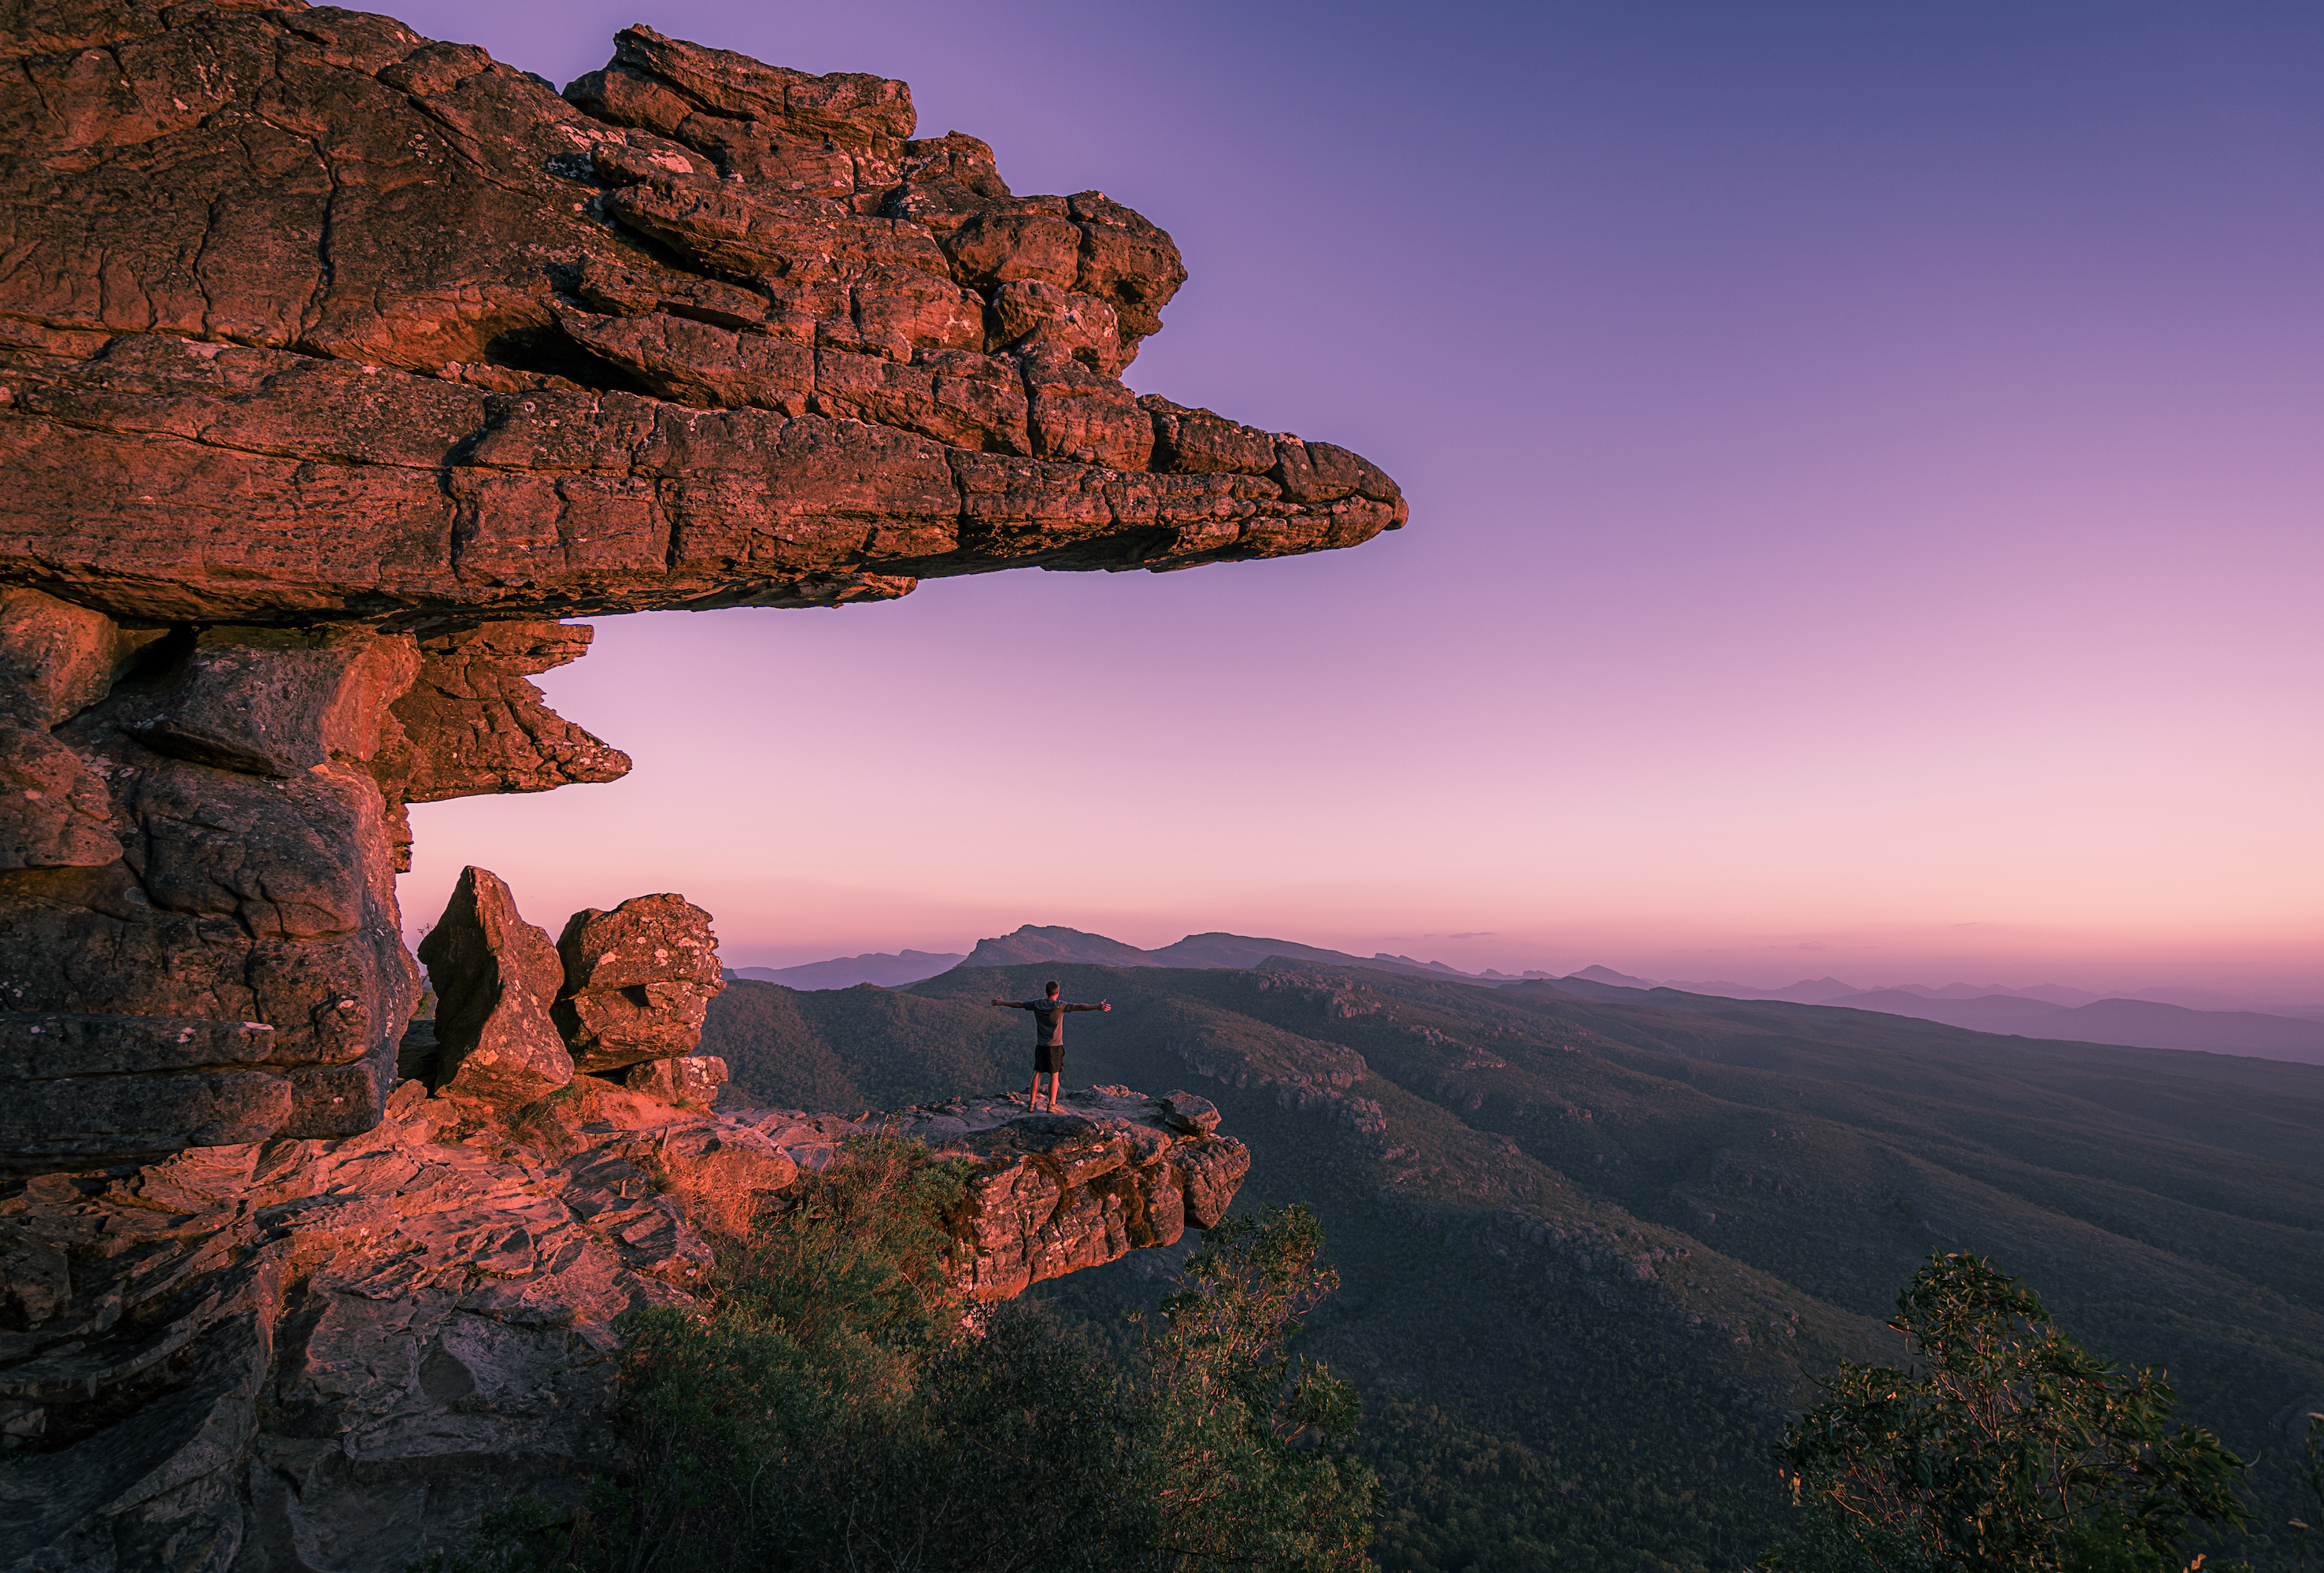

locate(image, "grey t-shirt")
(1008, 999), (1101, 1046)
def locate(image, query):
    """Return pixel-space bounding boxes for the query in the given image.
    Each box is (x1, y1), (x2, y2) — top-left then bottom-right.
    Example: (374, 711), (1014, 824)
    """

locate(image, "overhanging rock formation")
(0, 2), (1405, 1161)
(0, 9), (1403, 624)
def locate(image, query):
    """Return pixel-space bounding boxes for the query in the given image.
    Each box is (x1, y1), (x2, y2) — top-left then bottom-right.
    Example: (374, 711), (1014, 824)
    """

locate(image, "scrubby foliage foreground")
(456, 1137), (1378, 1573)
(1762, 1253), (2254, 1573)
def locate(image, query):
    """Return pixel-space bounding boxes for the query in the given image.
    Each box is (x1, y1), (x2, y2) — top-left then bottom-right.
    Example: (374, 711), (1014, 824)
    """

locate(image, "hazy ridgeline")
(702, 961), (2324, 1571)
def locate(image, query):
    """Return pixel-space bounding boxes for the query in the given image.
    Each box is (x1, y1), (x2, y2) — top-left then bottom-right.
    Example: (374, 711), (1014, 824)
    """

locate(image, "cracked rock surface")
(732, 1083), (1248, 1301)
(0, 8), (1405, 624)
(0, 1075), (1247, 1573)
(0, 10), (1289, 1560)
(0, 598), (622, 1166)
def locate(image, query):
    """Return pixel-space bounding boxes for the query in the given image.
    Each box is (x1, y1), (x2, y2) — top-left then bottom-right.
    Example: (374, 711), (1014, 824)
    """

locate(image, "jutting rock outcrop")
(2, 844), (1255, 1570)
(0, 8), (1403, 627)
(0, 0), (1404, 1164)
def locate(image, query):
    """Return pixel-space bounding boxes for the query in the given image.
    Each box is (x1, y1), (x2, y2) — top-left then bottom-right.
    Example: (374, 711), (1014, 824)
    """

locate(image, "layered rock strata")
(0, 600), (627, 1167)
(0, 2), (1404, 1163)
(0, 9), (1340, 1566)
(0, 9), (1404, 627)
(0, 1076), (1249, 1573)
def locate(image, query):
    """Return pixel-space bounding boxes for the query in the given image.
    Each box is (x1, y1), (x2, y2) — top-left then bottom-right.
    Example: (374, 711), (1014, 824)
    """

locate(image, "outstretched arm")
(991, 998), (1027, 1009)
(1065, 1001), (1112, 1012)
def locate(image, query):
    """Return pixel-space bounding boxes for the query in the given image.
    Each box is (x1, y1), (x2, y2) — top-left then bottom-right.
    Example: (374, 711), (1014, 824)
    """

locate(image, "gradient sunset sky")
(387, 0), (2323, 1000)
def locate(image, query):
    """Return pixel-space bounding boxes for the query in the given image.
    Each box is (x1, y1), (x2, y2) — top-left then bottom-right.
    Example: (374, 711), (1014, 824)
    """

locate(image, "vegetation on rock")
(460, 1137), (1375, 1572)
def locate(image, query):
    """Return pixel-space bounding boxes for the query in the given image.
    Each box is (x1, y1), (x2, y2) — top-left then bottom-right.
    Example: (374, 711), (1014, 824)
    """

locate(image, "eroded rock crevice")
(0, 588), (633, 1165)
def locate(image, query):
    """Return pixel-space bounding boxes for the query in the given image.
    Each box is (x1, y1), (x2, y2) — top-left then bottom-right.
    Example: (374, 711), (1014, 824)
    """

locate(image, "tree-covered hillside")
(701, 963), (2324, 1571)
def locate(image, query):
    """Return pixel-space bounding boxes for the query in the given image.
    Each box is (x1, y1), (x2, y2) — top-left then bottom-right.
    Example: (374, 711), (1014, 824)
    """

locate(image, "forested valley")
(694, 960), (2324, 1570)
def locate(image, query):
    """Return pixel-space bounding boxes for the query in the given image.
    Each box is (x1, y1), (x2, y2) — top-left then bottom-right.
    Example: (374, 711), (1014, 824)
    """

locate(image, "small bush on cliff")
(1760, 1252), (2249, 1573)
(1139, 1206), (1378, 1568)
(571, 1140), (1376, 1571)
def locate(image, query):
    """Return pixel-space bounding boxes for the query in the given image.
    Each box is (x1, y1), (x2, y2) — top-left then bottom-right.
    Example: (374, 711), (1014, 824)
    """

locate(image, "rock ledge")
(0, 1076), (1245, 1573)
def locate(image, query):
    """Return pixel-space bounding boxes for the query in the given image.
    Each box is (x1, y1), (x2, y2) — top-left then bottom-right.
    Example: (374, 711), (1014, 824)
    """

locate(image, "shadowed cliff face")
(0, 2), (1404, 1161)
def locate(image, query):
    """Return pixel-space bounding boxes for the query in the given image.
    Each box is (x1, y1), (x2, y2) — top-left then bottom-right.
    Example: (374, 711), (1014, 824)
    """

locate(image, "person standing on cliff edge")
(992, 982), (1108, 1112)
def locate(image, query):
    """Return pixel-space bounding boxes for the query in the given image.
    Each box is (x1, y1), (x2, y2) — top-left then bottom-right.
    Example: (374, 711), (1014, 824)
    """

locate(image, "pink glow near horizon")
(393, 0), (2323, 1003)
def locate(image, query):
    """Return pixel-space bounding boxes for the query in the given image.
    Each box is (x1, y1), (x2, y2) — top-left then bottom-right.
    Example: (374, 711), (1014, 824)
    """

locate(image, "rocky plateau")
(0, 2), (1391, 1567)
(0, 1067), (1249, 1572)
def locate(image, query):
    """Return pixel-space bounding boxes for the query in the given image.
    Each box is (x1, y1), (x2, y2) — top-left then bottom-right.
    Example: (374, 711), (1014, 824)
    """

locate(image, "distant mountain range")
(949, 924), (1556, 983)
(723, 928), (1517, 990)
(727, 949), (966, 990)
(1534, 970), (2324, 1066)
(1601, 968), (2322, 1017)
(730, 928), (2324, 1064)
(1819, 990), (2324, 1064)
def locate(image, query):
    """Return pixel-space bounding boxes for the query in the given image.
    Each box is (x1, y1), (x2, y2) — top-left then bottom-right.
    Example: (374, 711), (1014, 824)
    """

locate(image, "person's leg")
(1045, 1071), (1061, 1110)
(1027, 1064), (1040, 1105)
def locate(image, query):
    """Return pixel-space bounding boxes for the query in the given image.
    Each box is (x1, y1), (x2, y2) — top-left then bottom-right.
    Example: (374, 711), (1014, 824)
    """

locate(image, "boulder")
(416, 868), (574, 1103)
(1156, 1090), (1223, 1134)
(552, 894), (725, 1072)
(623, 1054), (729, 1105)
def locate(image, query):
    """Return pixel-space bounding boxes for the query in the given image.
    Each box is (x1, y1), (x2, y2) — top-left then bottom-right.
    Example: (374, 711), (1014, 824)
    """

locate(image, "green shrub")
(535, 1138), (1375, 1572)
(1760, 1252), (2249, 1573)
(1139, 1206), (1379, 1570)
(2293, 1414), (2324, 1572)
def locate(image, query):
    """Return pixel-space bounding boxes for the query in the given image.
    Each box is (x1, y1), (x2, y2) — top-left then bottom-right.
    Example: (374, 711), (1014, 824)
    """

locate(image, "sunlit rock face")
(0, 1075), (1248, 1573)
(0, 2), (1403, 1162)
(0, 11), (1404, 625)
(0, 13), (1296, 1566)
(746, 1085), (1246, 1301)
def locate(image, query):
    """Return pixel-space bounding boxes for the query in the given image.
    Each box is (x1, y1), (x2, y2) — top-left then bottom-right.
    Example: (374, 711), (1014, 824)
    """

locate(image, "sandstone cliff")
(0, 7), (1375, 1565)
(0, 8), (1401, 627)
(0, 2), (1404, 1163)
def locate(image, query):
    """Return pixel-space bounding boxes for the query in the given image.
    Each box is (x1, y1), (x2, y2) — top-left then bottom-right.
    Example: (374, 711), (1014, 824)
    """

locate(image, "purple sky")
(390, 0), (2324, 1000)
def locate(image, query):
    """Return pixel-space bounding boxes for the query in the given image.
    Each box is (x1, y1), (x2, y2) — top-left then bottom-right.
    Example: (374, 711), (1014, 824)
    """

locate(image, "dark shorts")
(1034, 1042), (1065, 1074)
